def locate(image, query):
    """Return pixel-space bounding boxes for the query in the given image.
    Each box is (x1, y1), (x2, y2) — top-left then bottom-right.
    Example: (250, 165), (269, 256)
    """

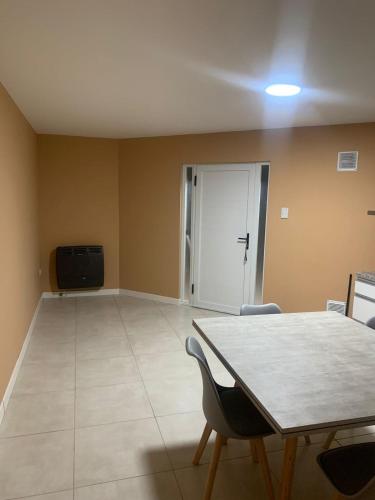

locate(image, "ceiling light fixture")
(265, 84), (301, 96)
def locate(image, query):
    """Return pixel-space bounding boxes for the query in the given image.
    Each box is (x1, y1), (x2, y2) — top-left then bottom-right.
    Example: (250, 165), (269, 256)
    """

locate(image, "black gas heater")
(56, 245), (104, 289)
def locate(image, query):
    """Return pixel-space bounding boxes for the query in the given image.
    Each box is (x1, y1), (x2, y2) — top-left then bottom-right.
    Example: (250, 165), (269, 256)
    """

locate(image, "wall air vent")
(337, 151), (358, 171)
(326, 300), (346, 315)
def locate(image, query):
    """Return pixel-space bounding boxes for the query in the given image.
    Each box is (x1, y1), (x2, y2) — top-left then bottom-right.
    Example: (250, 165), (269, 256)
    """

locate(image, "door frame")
(179, 162), (270, 310)
(179, 164), (193, 304)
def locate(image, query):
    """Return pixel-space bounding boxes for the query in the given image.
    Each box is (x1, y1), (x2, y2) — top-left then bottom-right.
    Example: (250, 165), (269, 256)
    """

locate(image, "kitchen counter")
(356, 272), (375, 285)
(353, 274), (375, 323)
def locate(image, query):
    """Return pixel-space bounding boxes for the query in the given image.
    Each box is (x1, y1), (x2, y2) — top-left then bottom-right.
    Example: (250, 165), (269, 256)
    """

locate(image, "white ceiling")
(1, 0), (375, 138)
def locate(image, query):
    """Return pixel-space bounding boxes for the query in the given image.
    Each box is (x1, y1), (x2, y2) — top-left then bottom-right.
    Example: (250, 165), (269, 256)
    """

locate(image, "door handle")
(237, 233), (249, 250)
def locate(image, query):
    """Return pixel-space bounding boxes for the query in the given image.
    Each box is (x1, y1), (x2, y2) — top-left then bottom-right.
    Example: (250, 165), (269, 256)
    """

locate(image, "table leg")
(279, 437), (298, 500)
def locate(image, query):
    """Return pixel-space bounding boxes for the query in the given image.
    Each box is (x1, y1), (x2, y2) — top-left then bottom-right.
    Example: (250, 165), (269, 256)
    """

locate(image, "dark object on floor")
(56, 245), (104, 289)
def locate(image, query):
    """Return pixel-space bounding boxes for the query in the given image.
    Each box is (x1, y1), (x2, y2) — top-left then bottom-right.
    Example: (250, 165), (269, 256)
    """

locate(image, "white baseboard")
(41, 288), (183, 305)
(42, 288), (120, 298)
(0, 295), (42, 426)
(0, 400), (4, 428)
(120, 288), (183, 305)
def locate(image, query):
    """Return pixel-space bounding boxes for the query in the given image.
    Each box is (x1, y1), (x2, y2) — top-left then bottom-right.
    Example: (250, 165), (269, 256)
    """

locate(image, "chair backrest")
(366, 316), (375, 330)
(317, 442), (375, 497)
(240, 303), (282, 316)
(185, 336), (234, 437)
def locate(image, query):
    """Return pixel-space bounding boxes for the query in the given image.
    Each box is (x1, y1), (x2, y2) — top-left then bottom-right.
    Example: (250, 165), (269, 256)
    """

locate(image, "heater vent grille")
(327, 300), (346, 315)
(337, 151), (358, 171)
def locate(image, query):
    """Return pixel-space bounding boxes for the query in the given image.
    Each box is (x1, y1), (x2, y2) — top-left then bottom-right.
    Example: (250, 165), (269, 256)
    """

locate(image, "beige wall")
(38, 135), (119, 291)
(1, 107), (374, 400)
(119, 124), (375, 312)
(0, 83), (40, 401)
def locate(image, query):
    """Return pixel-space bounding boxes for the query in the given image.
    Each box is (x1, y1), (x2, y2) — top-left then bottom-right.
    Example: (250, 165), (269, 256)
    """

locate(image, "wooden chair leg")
(254, 438), (275, 500)
(204, 433), (223, 500)
(192, 423), (212, 465)
(304, 435), (311, 445)
(279, 437), (298, 500)
(222, 436), (228, 445)
(250, 439), (259, 463)
(323, 432), (336, 450)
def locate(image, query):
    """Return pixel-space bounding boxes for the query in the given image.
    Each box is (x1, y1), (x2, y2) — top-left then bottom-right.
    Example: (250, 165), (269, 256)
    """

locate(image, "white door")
(191, 164), (262, 314)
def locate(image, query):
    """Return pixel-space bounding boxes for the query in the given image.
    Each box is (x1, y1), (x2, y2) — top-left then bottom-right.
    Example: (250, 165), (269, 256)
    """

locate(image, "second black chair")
(317, 442), (375, 498)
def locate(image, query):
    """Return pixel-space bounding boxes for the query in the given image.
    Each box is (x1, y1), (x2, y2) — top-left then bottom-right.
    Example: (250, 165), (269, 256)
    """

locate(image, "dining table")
(192, 311), (375, 500)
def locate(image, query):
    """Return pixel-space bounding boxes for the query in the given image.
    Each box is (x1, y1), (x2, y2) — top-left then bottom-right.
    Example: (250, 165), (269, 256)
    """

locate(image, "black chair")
(366, 316), (375, 330)
(186, 336), (275, 500)
(323, 316), (375, 450)
(317, 443), (375, 498)
(240, 303), (282, 316)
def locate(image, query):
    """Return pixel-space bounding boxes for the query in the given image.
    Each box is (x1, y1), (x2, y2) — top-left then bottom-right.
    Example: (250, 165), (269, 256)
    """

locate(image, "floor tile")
(76, 302), (120, 317)
(24, 339), (75, 364)
(20, 492), (73, 500)
(32, 324), (76, 343)
(136, 351), (197, 381)
(41, 297), (76, 312)
(118, 307), (160, 321)
(333, 424), (375, 440)
(76, 335), (131, 360)
(75, 419), (171, 487)
(76, 296), (116, 310)
(337, 433), (375, 446)
(76, 356), (140, 388)
(13, 362), (75, 395)
(76, 323), (126, 339)
(128, 329), (183, 355)
(143, 375), (203, 416)
(124, 316), (172, 335)
(0, 430), (74, 500)
(76, 317), (126, 338)
(116, 296), (158, 309)
(0, 391), (74, 437)
(175, 456), (272, 500)
(76, 299), (125, 337)
(76, 301), (121, 319)
(76, 382), (153, 427)
(75, 471), (181, 500)
(157, 411), (251, 469)
(36, 312), (75, 330)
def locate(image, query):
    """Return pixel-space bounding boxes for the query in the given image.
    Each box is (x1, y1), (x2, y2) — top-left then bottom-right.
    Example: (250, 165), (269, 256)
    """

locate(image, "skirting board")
(42, 288), (120, 298)
(0, 296), (42, 426)
(41, 288), (185, 305)
(120, 288), (183, 305)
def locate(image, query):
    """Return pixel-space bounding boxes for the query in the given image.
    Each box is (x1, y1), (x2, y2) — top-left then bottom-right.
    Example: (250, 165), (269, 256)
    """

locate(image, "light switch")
(280, 207), (289, 219)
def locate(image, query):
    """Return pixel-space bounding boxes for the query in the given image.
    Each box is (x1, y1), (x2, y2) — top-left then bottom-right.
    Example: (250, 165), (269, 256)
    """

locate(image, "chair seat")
(317, 442), (375, 496)
(218, 386), (274, 437)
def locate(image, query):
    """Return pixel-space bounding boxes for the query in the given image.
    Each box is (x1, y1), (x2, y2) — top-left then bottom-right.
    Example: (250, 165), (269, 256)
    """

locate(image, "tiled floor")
(1, 295), (374, 499)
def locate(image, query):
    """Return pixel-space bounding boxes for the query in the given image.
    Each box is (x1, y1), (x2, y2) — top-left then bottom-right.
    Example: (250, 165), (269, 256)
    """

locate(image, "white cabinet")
(353, 280), (375, 323)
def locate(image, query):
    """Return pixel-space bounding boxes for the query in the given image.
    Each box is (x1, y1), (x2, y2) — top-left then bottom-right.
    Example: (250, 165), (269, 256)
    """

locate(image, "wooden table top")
(193, 311), (375, 437)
